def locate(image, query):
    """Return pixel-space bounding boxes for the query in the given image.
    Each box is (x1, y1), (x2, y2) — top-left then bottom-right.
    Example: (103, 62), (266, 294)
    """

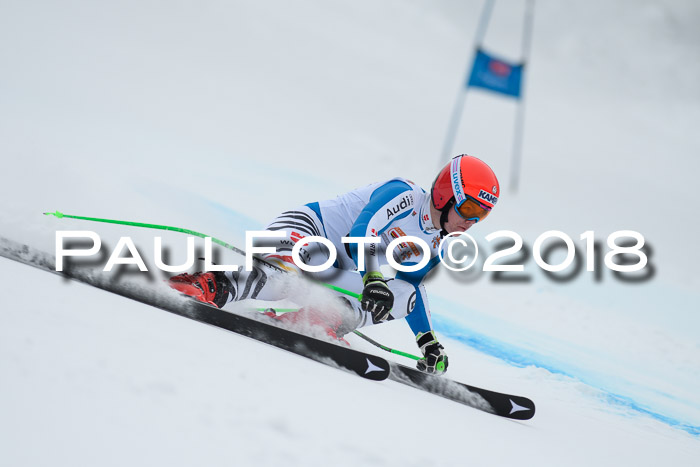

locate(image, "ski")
(387, 363), (535, 420)
(177, 300), (391, 381)
(1, 238), (536, 419)
(0, 239), (390, 382)
(139, 297), (536, 418)
(355, 328), (535, 418)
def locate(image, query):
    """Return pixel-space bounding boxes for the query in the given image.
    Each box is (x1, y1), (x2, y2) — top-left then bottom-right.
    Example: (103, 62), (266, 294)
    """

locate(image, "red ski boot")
(169, 271), (233, 308)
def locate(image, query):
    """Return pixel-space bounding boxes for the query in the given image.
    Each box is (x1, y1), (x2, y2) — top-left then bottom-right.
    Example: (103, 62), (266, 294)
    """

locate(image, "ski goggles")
(454, 195), (492, 222)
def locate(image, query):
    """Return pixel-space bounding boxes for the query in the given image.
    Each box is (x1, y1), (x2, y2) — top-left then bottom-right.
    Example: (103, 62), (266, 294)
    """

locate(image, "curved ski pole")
(352, 330), (422, 361)
(43, 210), (360, 300)
(254, 307), (422, 362)
(46, 211), (423, 362)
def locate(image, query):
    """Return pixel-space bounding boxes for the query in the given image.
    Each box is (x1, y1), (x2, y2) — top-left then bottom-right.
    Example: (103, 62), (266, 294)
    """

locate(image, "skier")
(169, 155), (500, 375)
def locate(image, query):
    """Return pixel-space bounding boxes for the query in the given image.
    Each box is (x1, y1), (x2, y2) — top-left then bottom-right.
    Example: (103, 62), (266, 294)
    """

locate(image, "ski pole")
(255, 307), (422, 361)
(352, 330), (422, 361)
(44, 210), (361, 300)
(45, 211), (422, 361)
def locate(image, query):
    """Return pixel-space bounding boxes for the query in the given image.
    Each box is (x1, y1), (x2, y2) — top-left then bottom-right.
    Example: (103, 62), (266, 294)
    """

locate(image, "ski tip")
(359, 356), (391, 381)
(43, 210), (64, 218)
(505, 397), (536, 420)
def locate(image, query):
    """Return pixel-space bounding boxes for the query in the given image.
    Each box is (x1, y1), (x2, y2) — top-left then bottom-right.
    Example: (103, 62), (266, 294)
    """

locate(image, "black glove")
(360, 272), (394, 323)
(415, 331), (448, 375)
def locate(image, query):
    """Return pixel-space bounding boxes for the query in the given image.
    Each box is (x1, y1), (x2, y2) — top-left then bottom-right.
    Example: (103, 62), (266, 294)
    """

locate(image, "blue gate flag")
(467, 49), (523, 98)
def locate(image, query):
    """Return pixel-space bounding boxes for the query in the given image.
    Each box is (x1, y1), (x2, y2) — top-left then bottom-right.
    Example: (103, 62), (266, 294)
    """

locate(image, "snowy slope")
(2, 258), (697, 467)
(1, 0), (699, 465)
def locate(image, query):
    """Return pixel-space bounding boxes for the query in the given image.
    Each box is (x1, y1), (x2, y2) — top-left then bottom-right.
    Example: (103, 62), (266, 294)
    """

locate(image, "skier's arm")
(347, 180), (415, 277)
(395, 262), (438, 336)
(347, 180), (415, 321)
(397, 262), (449, 375)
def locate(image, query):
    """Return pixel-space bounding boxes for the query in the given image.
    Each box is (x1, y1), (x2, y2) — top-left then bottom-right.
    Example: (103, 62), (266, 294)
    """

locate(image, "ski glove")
(416, 331), (449, 375)
(360, 272), (394, 323)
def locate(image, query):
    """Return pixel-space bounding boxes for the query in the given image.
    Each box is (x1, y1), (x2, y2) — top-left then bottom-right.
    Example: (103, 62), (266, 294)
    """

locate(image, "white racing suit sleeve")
(347, 180), (416, 276)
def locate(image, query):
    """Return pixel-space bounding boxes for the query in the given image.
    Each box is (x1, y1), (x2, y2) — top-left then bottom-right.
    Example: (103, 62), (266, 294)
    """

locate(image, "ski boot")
(168, 271), (233, 308)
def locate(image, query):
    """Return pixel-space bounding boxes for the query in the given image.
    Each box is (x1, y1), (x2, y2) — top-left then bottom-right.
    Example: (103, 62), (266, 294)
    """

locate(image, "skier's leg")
(168, 206), (331, 307)
(221, 205), (335, 303)
(169, 205), (425, 337)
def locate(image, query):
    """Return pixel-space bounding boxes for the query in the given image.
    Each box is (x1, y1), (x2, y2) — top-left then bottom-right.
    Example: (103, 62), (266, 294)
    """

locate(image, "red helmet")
(432, 155), (500, 212)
